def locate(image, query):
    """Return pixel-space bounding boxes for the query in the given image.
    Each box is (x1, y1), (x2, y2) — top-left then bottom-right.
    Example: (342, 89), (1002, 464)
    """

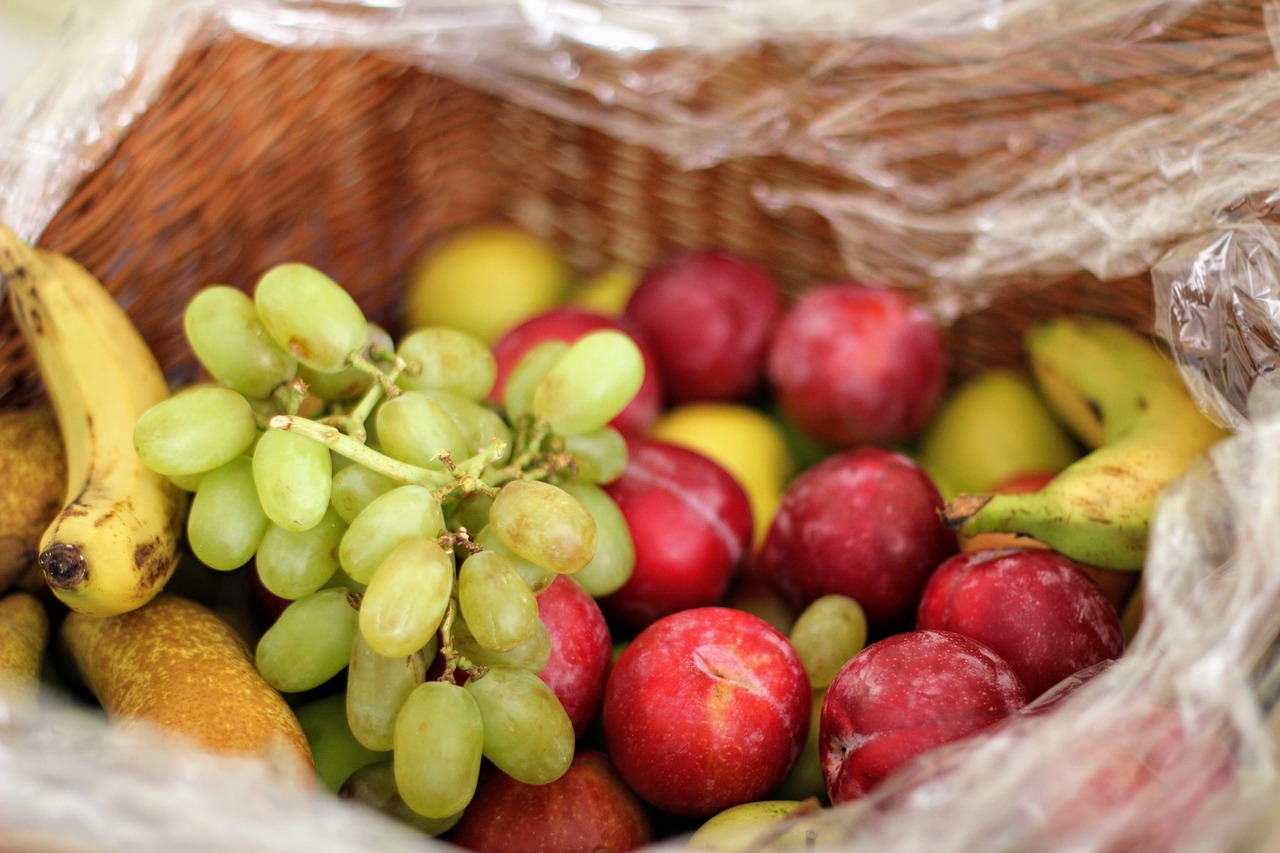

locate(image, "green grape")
(255, 587), (359, 693)
(374, 391), (470, 469)
(531, 330), (645, 436)
(488, 479), (596, 574)
(293, 692), (388, 793)
(255, 505), (348, 600)
(562, 426), (628, 484)
(330, 463), (398, 525)
(133, 385), (258, 477)
(464, 665), (575, 785)
(339, 484), (447, 584)
(254, 262), (369, 373)
(297, 324), (394, 402)
(359, 537), (455, 658)
(187, 456), (268, 571)
(502, 340), (568, 420)
(183, 284), (298, 399)
(453, 611), (551, 674)
(168, 471), (205, 493)
(789, 594), (869, 690)
(252, 426), (333, 532)
(418, 389), (512, 462)
(394, 681), (484, 819)
(457, 550), (540, 652)
(346, 630), (427, 752)
(473, 526), (555, 593)
(397, 326), (497, 401)
(444, 492), (494, 541)
(558, 481), (634, 598)
(339, 759), (463, 837)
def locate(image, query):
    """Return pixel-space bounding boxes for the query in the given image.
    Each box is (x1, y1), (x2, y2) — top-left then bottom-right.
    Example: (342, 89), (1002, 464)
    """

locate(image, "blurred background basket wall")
(3, 0), (1278, 414)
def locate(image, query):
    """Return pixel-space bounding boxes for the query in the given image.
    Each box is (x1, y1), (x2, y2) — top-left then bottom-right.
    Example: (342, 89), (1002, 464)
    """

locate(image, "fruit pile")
(0, 221), (1230, 851)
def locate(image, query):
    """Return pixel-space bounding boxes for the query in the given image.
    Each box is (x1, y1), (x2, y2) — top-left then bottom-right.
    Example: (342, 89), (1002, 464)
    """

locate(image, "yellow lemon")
(569, 263), (640, 316)
(650, 402), (796, 549)
(404, 224), (572, 344)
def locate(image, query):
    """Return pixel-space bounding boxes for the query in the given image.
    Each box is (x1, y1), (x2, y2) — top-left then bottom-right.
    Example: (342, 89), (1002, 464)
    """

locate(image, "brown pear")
(59, 592), (314, 784)
(0, 590), (50, 702)
(0, 405), (65, 594)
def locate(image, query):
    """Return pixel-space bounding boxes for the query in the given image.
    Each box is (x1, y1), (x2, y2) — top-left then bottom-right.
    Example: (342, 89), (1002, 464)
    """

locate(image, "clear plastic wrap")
(5, 1), (1280, 850)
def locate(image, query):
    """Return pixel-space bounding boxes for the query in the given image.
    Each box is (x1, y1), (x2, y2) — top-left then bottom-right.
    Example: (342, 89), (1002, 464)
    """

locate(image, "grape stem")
(268, 415), (509, 496)
(436, 598), (483, 684)
(322, 350), (408, 441)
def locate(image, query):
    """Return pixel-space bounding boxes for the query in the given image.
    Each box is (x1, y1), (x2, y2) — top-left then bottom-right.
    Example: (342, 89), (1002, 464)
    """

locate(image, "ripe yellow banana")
(942, 315), (1229, 571)
(0, 223), (187, 616)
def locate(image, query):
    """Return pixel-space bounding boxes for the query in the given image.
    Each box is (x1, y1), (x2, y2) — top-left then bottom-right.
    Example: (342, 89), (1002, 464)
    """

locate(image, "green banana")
(0, 224), (188, 617)
(941, 315), (1229, 571)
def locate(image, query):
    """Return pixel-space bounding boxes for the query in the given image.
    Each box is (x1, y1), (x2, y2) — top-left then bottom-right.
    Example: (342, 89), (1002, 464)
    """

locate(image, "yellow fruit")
(404, 224), (571, 344)
(59, 593), (314, 784)
(688, 798), (831, 851)
(569, 263), (640, 316)
(917, 368), (1081, 495)
(650, 403), (796, 548)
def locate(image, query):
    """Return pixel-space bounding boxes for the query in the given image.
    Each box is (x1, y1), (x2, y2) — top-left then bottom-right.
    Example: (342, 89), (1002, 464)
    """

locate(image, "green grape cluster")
(132, 261), (643, 825)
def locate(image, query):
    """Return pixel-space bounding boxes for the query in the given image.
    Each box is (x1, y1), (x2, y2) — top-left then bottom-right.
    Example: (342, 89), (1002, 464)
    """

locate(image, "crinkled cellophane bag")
(7, 1), (1280, 850)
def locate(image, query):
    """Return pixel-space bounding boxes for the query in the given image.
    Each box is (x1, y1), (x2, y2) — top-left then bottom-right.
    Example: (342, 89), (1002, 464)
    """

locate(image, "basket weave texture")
(5, 2), (1274, 406)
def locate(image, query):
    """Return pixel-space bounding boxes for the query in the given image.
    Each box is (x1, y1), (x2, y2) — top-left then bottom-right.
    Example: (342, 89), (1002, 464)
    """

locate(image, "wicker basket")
(5, 2), (1280, 850)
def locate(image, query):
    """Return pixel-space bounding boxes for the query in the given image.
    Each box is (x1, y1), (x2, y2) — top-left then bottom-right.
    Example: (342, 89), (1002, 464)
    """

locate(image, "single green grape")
(374, 391), (470, 469)
(134, 385), (258, 477)
(396, 326), (498, 401)
(297, 324), (394, 402)
(502, 340), (568, 420)
(252, 426), (333, 532)
(346, 630), (427, 753)
(789, 594), (869, 690)
(394, 681), (485, 819)
(559, 481), (635, 598)
(255, 587), (359, 693)
(417, 389), (512, 463)
(473, 526), (555, 593)
(562, 426), (629, 484)
(330, 463), (398, 525)
(531, 329), (644, 436)
(453, 611), (551, 674)
(359, 537), (455, 658)
(464, 664), (575, 785)
(183, 284), (298, 399)
(255, 505), (348, 600)
(338, 484), (447, 584)
(488, 479), (597, 574)
(293, 692), (388, 794)
(457, 550), (540, 653)
(339, 759), (463, 837)
(254, 262), (369, 373)
(187, 456), (268, 571)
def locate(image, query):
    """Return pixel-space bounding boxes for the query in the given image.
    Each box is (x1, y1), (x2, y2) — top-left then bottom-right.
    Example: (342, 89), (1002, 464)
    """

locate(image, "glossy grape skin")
(338, 485), (447, 584)
(789, 594), (869, 690)
(375, 391), (471, 469)
(396, 326), (497, 401)
(255, 505), (348, 600)
(346, 630), (427, 752)
(252, 426), (333, 532)
(254, 262), (369, 373)
(255, 587), (359, 693)
(394, 681), (485, 819)
(488, 479), (597, 575)
(329, 464), (397, 525)
(531, 329), (646, 436)
(183, 284), (298, 399)
(464, 664), (576, 785)
(457, 549), (540, 653)
(358, 536), (455, 658)
(559, 481), (635, 598)
(134, 385), (258, 478)
(187, 456), (269, 571)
